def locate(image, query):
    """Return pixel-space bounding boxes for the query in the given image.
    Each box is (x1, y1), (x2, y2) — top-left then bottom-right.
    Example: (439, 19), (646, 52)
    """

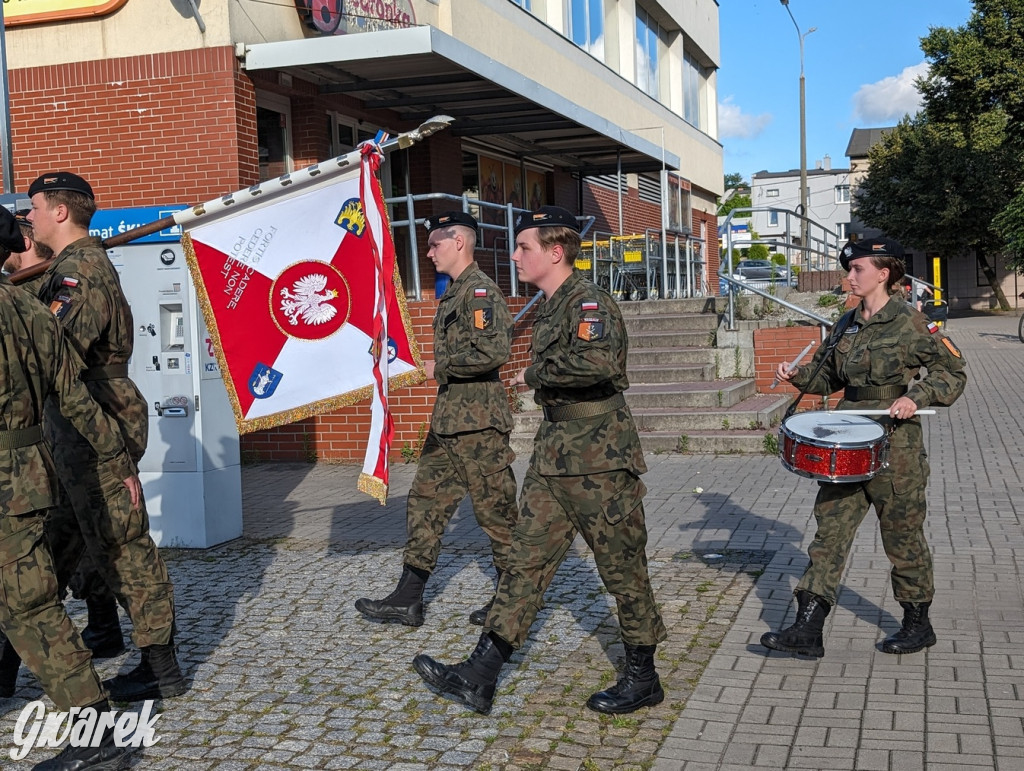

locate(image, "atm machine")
(94, 207), (242, 548)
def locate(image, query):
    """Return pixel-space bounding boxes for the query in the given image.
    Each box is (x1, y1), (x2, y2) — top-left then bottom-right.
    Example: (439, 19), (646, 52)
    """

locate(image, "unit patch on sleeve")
(474, 306), (492, 330)
(577, 317), (605, 342)
(940, 336), (962, 358)
(49, 293), (73, 320)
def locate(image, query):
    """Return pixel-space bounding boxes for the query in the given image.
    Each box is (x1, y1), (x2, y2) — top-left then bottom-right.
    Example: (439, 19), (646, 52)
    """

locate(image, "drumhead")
(782, 411), (885, 443)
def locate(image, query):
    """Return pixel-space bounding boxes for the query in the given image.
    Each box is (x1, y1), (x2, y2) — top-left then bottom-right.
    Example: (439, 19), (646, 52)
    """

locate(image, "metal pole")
(781, 1), (814, 249)
(0, 4), (15, 192)
(660, 127), (667, 301)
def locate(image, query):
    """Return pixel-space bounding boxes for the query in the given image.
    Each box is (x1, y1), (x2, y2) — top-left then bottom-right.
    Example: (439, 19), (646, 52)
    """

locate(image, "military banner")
(182, 142), (423, 501)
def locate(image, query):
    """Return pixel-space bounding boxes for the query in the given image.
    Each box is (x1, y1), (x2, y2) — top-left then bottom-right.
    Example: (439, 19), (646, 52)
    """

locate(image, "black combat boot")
(586, 643), (665, 714)
(80, 595), (126, 660)
(0, 636), (21, 698)
(104, 640), (186, 702)
(355, 564), (428, 627)
(760, 590), (831, 657)
(413, 631), (511, 714)
(469, 568), (502, 626)
(31, 699), (131, 770)
(881, 601), (936, 654)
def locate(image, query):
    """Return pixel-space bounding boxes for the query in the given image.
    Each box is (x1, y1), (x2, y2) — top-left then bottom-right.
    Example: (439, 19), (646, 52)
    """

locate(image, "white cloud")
(718, 96), (772, 140)
(852, 62), (928, 123)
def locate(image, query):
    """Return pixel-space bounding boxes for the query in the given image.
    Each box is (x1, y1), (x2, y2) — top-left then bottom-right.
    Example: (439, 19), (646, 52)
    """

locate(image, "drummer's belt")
(543, 392), (625, 422)
(0, 424), (43, 450)
(844, 384), (907, 401)
(82, 363), (129, 382)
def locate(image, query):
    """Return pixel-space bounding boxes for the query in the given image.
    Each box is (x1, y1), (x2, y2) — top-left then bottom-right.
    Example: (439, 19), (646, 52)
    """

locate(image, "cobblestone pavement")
(0, 312), (1019, 770)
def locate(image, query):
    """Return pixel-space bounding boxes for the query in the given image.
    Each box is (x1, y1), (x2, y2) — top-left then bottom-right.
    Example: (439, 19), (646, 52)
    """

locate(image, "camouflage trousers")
(486, 467), (667, 649)
(797, 445), (933, 605)
(404, 428), (518, 575)
(0, 509), (104, 709)
(46, 415), (175, 648)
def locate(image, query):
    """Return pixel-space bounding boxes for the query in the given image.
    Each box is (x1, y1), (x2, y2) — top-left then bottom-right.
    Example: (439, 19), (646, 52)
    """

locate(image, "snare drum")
(780, 412), (889, 483)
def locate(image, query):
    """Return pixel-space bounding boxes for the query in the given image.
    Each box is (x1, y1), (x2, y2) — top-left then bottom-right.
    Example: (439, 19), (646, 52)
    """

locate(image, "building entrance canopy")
(240, 26), (679, 176)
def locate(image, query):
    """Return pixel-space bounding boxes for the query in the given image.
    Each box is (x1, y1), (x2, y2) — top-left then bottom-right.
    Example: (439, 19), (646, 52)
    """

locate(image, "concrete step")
(624, 379), (756, 409)
(627, 363), (714, 383)
(638, 430), (775, 455)
(617, 297), (721, 316)
(623, 313), (719, 334)
(627, 346), (718, 367)
(630, 394), (791, 432)
(629, 329), (715, 349)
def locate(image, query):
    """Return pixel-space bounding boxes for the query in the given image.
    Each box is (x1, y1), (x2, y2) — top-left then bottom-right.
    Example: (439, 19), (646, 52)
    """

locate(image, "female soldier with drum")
(762, 237), (966, 657)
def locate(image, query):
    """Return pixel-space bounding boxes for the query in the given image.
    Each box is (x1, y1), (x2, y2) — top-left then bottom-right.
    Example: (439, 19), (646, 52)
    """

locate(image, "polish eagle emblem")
(279, 273), (339, 326)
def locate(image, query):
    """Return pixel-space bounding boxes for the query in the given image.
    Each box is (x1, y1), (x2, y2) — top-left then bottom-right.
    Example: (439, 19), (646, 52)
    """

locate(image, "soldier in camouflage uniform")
(2, 209), (54, 288)
(0, 204), (139, 769)
(25, 172), (185, 702)
(413, 206), (666, 716)
(356, 211), (518, 627)
(762, 237), (966, 658)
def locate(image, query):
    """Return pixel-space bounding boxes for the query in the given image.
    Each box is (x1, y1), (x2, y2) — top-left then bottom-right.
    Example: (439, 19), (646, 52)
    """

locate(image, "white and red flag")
(182, 142), (423, 502)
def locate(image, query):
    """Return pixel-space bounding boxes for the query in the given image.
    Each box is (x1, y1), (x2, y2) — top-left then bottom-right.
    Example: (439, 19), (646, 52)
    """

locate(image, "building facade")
(750, 157), (850, 244)
(4, 0), (723, 460)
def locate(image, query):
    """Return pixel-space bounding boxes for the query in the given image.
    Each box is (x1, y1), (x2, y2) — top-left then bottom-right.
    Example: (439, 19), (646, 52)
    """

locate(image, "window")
(256, 92), (293, 183)
(569, 0), (604, 59)
(768, 211), (779, 227)
(682, 51), (707, 130)
(836, 222), (848, 240)
(635, 6), (665, 100)
(509, 0), (531, 9)
(766, 188), (779, 198)
(835, 185), (851, 203)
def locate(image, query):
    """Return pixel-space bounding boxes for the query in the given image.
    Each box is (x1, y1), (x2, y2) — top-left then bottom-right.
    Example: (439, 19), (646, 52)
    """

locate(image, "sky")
(718, 0), (976, 183)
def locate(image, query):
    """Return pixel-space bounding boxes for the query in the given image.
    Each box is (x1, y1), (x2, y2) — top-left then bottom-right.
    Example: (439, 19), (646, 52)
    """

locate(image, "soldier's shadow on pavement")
(676, 490), (897, 655)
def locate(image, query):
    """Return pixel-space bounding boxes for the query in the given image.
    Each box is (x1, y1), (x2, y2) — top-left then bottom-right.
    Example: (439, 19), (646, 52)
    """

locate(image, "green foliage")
(719, 192), (751, 218)
(746, 242), (770, 261)
(817, 293), (840, 307)
(763, 432), (779, 455)
(724, 172), (747, 189)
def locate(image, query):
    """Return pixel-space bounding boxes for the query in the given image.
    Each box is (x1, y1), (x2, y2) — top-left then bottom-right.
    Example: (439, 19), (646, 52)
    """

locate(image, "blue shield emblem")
(248, 363), (283, 399)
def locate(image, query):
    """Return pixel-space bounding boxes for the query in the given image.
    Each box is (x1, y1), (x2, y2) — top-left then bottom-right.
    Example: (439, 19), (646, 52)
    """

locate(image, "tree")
(855, 0), (1024, 308)
(724, 172), (746, 190)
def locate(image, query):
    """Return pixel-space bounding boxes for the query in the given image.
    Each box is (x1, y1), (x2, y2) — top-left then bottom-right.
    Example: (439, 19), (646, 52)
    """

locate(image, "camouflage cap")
(424, 210), (477, 233)
(839, 237), (904, 270)
(0, 207), (27, 253)
(513, 206), (580, 237)
(28, 171), (95, 200)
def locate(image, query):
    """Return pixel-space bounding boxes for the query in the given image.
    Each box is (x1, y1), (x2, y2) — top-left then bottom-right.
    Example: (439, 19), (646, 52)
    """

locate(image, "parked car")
(734, 259), (791, 283)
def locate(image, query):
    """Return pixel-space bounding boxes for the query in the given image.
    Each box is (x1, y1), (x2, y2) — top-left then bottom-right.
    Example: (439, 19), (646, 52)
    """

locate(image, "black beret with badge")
(27, 171), (95, 200)
(513, 206), (580, 237)
(0, 206), (27, 254)
(839, 237), (904, 270)
(423, 210), (477, 233)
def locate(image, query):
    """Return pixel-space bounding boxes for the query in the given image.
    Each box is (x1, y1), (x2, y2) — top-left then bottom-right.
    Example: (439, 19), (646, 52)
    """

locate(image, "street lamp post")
(780, 0), (815, 251)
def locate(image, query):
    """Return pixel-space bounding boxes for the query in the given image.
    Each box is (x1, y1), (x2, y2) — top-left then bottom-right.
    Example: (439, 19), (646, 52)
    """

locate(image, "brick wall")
(239, 296), (537, 462)
(7, 47), (247, 205)
(753, 326), (830, 411)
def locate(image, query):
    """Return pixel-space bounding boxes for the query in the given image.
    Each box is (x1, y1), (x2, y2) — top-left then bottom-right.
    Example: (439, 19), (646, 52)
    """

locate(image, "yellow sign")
(623, 250), (643, 263)
(3, 0), (129, 27)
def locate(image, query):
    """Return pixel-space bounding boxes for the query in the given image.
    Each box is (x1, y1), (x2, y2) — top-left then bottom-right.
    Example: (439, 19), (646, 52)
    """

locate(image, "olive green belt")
(0, 425), (43, 450)
(82, 363), (129, 382)
(543, 392), (625, 422)
(844, 384), (907, 401)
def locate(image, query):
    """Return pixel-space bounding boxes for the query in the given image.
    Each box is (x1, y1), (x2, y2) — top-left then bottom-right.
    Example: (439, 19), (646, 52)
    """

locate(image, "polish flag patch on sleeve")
(926, 321), (939, 334)
(474, 288), (487, 297)
(581, 301), (598, 311)
(61, 277), (79, 288)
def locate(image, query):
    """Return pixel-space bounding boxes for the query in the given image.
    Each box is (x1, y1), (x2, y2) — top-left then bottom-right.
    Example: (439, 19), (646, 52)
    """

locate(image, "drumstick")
(770, 342), (815, 389)
(828, 409), (936, 416)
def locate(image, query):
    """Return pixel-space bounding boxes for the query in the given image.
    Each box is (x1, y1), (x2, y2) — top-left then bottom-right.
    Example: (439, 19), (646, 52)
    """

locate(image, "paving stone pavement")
(0, 312), (1019, 770)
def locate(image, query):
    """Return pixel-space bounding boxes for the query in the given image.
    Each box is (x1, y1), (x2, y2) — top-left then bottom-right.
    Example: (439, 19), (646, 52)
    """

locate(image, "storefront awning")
(240, 26), (679, 175)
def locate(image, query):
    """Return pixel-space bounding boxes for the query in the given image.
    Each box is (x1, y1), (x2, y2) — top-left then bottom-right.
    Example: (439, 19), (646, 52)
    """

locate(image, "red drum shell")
(779, 412), (889, 483)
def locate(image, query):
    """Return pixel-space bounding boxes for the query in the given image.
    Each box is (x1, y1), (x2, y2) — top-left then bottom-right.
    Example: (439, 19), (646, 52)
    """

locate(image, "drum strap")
(784, 309), (857, 420)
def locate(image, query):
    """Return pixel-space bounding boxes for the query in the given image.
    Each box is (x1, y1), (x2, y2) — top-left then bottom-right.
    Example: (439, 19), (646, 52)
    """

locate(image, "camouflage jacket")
(37, 236), (148, 461)
(523, 271), (646, 476)
(0, 278), (132, 516)
(791, 293), (966, 447)
(430, 262), (513, 435)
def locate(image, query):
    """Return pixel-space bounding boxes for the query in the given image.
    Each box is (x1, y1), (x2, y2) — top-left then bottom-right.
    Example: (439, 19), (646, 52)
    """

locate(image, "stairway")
(510, 297), (791, 456)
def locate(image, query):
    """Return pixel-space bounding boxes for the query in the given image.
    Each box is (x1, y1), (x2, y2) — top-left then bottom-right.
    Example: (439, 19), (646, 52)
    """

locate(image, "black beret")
(423, 210), (477, 233)
(14, 209), (31, 229)
(28, 171), (95, 200)
(513, 206), (580, 237)
(839, 237), (904, 270)
(0, 207), (27, 254)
